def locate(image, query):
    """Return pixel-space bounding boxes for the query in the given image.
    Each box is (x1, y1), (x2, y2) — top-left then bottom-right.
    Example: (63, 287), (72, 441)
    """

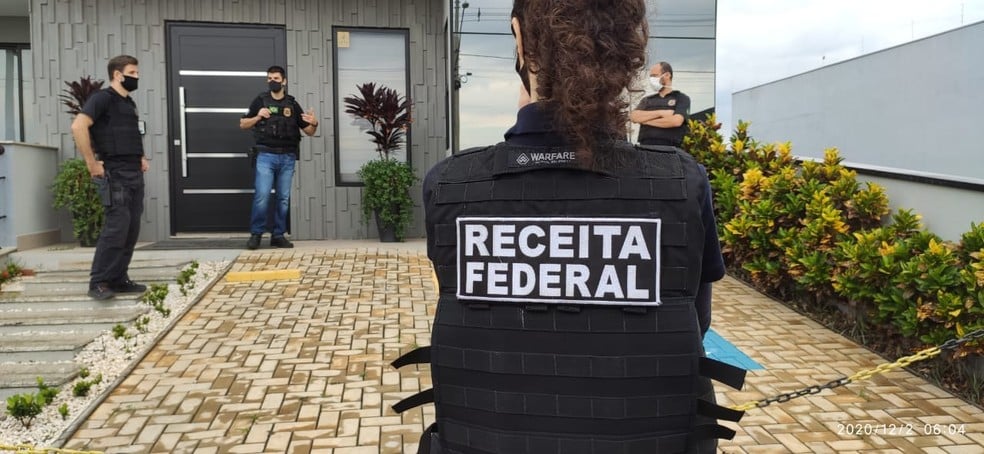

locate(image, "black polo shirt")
(636, 90), (691, 146)
(424, 102), (726, 333)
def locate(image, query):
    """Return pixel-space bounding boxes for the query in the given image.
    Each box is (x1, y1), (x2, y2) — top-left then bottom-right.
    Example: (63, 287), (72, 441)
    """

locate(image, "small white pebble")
(0, 261), (229, 447)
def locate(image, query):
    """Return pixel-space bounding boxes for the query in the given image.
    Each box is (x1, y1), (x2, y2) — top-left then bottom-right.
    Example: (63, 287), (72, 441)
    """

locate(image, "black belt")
(255, 145), (297, 155)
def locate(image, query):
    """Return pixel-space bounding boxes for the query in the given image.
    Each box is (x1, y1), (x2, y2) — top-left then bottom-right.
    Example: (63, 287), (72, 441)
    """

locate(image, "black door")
(166, 23), (286, 233)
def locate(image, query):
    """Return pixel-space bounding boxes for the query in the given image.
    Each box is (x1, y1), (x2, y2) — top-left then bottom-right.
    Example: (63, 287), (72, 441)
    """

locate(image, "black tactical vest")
(253, 92), (302, 148)
(90, 89), (144, 159)
(394, 142), (746, 453)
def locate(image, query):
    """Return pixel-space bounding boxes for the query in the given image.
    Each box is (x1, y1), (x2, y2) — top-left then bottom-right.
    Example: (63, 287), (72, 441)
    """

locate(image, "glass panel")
(335, 30), (409, 184)
(21, 49), (34, 143)
(649, 0), (716, 39)
(458, 33), (517, 150)
(647, 38), (716, 113)
(455, 1), (717, 150)
(0, 49), (18, 141)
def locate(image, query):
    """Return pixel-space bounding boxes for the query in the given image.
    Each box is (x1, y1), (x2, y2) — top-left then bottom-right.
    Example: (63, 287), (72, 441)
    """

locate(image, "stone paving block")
(61, 251), (983, 453)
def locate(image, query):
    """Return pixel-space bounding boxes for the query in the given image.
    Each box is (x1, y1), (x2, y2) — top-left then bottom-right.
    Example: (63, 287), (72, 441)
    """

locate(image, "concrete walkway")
(53, 241), (982, 453)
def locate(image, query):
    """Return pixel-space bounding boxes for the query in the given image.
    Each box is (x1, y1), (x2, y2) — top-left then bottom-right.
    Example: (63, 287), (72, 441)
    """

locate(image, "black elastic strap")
(699, 357), (747, 390)
(393, 389), (435, 414)
(691, 423), (738, 441)
(392, 346), (431, 369)
(697, 399), (744, 423)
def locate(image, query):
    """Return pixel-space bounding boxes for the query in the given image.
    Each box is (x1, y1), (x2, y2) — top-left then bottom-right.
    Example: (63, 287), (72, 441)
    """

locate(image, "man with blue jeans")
(240, 65), (318, 249)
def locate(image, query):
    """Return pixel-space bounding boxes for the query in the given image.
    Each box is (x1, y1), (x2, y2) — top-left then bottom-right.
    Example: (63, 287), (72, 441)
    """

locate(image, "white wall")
(0, 142), (61, 249)
(857, 173), (984, 241)
(733, 21), (984, 181)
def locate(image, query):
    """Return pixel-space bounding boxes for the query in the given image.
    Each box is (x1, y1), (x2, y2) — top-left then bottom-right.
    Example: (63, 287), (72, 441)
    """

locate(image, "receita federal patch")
(457, 217), (662, 306)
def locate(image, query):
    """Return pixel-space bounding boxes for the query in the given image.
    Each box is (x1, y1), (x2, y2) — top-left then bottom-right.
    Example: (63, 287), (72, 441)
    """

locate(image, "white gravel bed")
(0, 260), (230, 449)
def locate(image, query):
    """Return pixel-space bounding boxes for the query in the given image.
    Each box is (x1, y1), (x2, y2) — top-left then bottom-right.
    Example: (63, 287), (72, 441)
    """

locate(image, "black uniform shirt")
(636, 90), (691, 146)
(82, 88), (143, 163)
(425, 102), (726, 332)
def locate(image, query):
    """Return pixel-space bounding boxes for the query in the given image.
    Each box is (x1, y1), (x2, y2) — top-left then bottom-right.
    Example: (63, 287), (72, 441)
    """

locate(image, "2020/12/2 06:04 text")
(836, 423), (967, 436)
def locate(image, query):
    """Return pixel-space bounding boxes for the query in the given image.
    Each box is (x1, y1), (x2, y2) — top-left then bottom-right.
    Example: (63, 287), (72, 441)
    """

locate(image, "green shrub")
(687, 121), (982, 358)
(0, 261), (24, 291)
(140, 283), (171, 317)
(73, 381), (93, 397)
(36, 376), (59, 405)
(72, 373), (101, 398)
(52, 158), (104, 246)
(177, 261), (199, 296)
(58, 403), (70, 420)
(6, 393), (43, 428)
(111, 324), (129, 340)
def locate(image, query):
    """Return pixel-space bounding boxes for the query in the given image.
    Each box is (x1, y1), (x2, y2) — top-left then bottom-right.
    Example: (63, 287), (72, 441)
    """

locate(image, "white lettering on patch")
(456, 217), (662, 306)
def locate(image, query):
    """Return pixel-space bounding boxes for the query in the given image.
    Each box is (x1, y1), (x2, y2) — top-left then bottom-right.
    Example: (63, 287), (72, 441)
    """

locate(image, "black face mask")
(268, 81), (283, 93)
(122, 75), (138, 92)
(515, 56), (531, 96)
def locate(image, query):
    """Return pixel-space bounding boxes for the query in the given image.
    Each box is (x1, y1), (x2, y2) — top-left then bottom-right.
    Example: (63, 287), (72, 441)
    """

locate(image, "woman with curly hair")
(397, 1), (743, 453)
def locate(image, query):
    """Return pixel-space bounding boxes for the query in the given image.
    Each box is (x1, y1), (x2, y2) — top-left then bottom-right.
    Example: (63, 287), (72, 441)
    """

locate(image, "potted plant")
(343, 82), (416, 242)
(52, 76), (105, 247)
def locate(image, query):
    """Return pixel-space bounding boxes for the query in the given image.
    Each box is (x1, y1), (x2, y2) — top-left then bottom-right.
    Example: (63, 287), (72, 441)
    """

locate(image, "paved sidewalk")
(61, 243), (983, 453)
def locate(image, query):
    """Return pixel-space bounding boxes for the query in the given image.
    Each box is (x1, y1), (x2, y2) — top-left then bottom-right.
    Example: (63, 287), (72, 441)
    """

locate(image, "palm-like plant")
(59, 76), (105, 115)
(53, 75), (106, 246)
(343, 82), (412, 160)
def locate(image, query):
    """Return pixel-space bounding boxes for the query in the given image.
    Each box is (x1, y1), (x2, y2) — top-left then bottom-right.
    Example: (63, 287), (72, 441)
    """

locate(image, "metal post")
(452, 0), (468, 154)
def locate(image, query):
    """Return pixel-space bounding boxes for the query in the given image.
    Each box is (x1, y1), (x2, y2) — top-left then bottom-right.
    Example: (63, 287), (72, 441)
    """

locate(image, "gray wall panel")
(733, 21), (984, 181)
(30, 0), (447, 241)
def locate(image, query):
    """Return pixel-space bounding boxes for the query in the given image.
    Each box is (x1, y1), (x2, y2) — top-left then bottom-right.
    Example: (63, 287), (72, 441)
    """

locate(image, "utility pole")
(451, 0), (468, 153)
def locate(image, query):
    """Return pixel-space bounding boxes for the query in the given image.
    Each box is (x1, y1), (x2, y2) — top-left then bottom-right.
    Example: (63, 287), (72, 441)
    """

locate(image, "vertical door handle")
(179, 86), (188, 177)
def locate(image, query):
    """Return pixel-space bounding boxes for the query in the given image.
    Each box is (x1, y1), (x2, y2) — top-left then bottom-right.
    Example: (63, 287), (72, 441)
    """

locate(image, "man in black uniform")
(71, 55), (149, 300)
(390, 1), (745, 453)
(239, 65), (318, 250)
(631, 62), (691, 147)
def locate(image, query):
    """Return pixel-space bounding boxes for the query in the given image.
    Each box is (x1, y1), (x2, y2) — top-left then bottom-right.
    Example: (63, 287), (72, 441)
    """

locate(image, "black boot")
(270, 236), (293, 248)
(246, 234), (262, 250)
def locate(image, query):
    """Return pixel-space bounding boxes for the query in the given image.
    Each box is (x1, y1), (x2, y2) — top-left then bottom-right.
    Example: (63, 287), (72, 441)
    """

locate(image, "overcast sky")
(716, 0), (984, 137)
(456, 0), (984, 148)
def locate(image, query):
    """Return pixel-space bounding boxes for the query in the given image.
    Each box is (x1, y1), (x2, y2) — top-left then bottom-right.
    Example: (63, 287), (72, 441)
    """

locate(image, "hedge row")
(684, 117), (984, 357)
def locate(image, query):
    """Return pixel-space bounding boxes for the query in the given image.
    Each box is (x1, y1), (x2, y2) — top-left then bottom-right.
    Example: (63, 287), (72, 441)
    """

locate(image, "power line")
(460, 53), (514, 60)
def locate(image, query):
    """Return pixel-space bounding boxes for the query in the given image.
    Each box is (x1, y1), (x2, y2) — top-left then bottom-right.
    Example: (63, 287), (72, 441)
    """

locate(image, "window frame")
(331, 26), (412, 187)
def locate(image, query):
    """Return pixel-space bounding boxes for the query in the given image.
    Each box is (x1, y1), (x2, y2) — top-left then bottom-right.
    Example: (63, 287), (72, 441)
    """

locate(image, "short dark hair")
(107, 55), (139, 79)
(658, 61), (674, 79)
(267, 65), (286, 78)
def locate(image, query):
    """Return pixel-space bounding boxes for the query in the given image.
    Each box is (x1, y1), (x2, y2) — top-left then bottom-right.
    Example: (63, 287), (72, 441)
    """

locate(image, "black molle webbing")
(435, 178), (686, 203)
(441, 420), (691, 454)
(393, 388), (434, 413)
(435, 265), (457, 292)
(437, 301), (699, 335)
(434, 224), (457, 246)
(699, 357), (747, 390)
(392, 346), (431, 369)
(440, 385), (694, 419)
(697, 399), (745, 423)
(433, 346), (694, 378)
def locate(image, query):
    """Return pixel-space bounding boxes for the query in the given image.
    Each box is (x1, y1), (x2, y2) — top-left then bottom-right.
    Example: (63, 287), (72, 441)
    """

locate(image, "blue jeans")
(250, 152), (295, 236)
